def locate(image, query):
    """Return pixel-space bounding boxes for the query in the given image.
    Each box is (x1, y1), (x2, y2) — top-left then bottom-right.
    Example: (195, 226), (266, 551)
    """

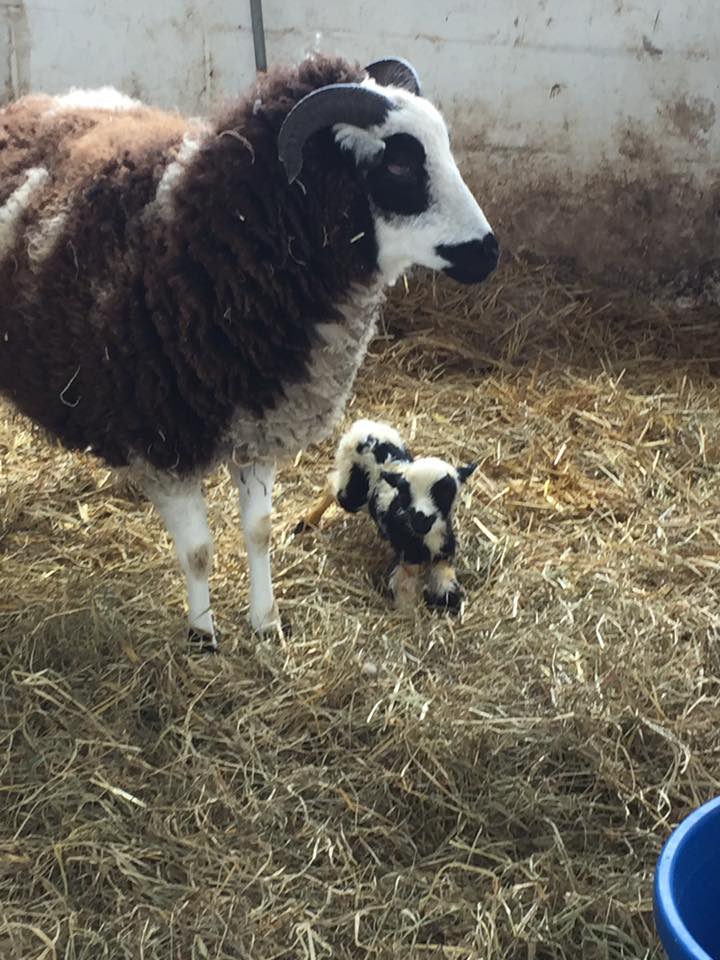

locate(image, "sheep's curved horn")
(278, 83), (394, 183)
(365, 57), (422, 96)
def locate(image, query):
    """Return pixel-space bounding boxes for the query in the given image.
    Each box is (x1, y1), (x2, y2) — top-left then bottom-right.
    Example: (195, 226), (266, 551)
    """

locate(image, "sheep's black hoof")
(424, 588), (462, 616)
(187, 628), (219, 654)
(292, 519), (313, 536)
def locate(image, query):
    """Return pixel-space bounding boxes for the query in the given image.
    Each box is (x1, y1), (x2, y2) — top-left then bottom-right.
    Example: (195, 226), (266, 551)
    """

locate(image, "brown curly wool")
(0, 56), (379, 475)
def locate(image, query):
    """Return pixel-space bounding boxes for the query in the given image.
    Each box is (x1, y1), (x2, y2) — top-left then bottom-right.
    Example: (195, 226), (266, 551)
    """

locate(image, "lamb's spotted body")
(301, 419), (476, 612)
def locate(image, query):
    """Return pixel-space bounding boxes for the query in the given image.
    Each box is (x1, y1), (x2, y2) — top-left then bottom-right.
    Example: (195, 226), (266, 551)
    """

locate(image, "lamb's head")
(278, 57), (498, 286)
(380, 456), (476, 564)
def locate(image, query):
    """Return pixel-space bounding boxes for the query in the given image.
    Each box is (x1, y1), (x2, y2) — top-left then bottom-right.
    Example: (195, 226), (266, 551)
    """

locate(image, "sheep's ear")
(365, 57), (422, 96)
(457, 463), (477, 484)
(381, 470), (404, 489)
(334, 124), (385, 169)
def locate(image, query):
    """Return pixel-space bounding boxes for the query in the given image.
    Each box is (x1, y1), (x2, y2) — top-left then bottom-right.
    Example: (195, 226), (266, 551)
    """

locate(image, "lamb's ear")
(334, 123), (385, 169)
(457, 463), (478, 484)
(381, 470), (405, 489)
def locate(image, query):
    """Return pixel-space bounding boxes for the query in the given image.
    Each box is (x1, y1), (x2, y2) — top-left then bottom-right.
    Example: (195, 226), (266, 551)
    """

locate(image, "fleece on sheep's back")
(0, 58), (380, 474)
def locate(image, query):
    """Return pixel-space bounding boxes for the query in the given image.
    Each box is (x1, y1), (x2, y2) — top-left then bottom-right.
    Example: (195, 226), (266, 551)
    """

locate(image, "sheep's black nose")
(436, 233), (499, 284)
(408, 509), (433, 535)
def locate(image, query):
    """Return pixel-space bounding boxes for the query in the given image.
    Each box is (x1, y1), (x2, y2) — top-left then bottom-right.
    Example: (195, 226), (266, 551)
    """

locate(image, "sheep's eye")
(386, 161), (414, 178)
(368, 133), (428, 215)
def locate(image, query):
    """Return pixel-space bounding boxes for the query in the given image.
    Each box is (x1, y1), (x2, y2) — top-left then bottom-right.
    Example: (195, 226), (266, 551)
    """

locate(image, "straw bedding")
(1, 256), (719, 959)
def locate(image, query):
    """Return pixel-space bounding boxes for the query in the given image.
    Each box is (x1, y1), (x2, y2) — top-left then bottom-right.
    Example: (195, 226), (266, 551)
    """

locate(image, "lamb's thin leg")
(145, 479), (217, 650)
(229, 460), (280, 633)
(389, 560), (422, 612)
(425, 560), (462, 614)
(293, 486), (335, 535)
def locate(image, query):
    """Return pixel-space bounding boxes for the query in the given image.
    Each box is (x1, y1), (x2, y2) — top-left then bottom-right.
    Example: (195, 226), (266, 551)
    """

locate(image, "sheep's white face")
(380, 456), (476, 564)
(400, 456), (462, 519)
(335, 83), (498, 286)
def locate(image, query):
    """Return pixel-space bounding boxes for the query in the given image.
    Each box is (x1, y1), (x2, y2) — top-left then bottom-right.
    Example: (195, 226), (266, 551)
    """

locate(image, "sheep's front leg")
(425, 560), (462, 614)
(389, 561), (422, 612)
(229, 460), (280, 633)
(145, 479), (217, 651)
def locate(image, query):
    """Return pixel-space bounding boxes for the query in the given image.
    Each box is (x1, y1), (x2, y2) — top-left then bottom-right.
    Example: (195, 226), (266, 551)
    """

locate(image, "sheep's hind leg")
(293, 486), (335, 535)
(145, 479), (218, 652)
(424, 560), (462, 615)
(229, 460), (281, 634)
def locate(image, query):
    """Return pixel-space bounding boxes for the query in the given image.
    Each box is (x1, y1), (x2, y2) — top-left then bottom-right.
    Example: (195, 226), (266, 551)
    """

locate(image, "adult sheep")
(0, 55), (499, 650)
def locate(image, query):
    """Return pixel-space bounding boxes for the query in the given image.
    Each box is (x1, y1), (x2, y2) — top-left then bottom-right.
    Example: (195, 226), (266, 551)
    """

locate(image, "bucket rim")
(654, 795), (720, 960)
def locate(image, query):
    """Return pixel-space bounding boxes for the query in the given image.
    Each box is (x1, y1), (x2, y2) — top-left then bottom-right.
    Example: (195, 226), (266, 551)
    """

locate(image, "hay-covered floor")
(1, 259), (719, 959)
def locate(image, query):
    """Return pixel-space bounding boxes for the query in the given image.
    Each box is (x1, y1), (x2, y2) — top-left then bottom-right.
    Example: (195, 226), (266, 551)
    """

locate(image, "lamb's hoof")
(187, 628), (219, 654)
(424, 588), (462, 616)
(292, 514), (325, 537)
(389, 563), (422, 613)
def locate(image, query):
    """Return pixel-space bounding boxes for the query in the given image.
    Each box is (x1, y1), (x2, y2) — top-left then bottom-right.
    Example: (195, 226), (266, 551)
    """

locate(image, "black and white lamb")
(0, 55), (498, 649)
(296, 419), (476, 612)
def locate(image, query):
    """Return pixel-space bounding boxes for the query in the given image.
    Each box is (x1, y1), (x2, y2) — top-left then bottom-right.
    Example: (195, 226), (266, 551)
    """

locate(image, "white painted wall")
(265, 0), (720, 177)
(2, 0), (718, 176)
(1, 0), (257, 113)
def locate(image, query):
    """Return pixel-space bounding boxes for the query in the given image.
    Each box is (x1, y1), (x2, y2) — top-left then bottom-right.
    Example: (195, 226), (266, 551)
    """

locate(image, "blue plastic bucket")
(654, 795), (720, 960)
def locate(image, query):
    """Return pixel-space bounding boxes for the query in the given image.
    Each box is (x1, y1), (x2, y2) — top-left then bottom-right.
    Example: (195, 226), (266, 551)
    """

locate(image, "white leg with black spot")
(229, 460), (280, 634)
(145, 480), (216, 646)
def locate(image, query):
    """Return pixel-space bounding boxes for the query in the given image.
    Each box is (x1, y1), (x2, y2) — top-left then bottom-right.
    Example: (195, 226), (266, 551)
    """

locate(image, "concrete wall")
(3, 0), (719, 286)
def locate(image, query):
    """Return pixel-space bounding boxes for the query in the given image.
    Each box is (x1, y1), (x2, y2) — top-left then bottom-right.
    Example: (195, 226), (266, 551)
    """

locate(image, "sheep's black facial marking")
(337, 464), (370, 513)
(430, 475), (459, 518)
(366, 133), (429, 217)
